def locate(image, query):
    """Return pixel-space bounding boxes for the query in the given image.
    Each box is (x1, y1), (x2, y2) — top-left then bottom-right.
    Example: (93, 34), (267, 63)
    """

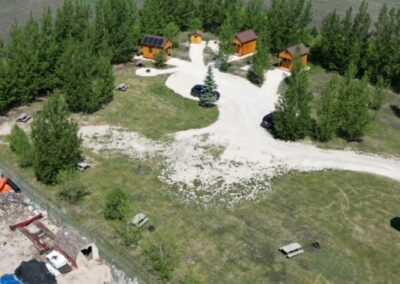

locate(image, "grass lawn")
(1, 141), (400, 283)
(87, 65), (218, 140)
(306, 65), (400, 158)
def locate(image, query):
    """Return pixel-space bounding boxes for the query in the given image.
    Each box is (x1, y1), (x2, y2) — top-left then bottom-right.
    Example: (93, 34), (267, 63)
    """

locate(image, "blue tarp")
(0, 274), (22, 284)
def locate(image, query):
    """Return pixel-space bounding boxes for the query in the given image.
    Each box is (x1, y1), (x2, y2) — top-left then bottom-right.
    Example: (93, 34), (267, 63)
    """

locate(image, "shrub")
(9, 125), (34, 167)
(104, 188), (130, 220)
(116, 222), (141, 247)
(57, 169), (89, 204)
(154, 51), (166, 68)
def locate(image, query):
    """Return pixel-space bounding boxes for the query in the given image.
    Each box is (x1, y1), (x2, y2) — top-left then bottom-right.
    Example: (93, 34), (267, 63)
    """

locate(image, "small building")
(279, 242), (304, 258)
(190, 31), (203, 44)
(232, 29), (257, 57)
(141, 35), (173, 60)
(55, 226), (99, 269)
(279, 43), (309, 70)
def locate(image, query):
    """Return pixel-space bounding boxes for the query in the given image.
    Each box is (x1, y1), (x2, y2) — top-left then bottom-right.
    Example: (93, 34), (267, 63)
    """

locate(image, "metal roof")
(55, 226), (93, 260)
(235, 29), (257, 44)
(285, 43), (309, 57)
(141, 35), (170, 48)
(280, 242), (302, 253)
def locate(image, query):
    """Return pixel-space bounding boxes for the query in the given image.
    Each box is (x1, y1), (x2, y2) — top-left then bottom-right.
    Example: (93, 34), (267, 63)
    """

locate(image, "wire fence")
(0, 160), (150, 284)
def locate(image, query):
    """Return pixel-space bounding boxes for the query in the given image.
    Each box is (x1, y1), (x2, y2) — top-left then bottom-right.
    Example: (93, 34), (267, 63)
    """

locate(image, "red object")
(0, 178), (12, 194)
(9, 213), (43, 231)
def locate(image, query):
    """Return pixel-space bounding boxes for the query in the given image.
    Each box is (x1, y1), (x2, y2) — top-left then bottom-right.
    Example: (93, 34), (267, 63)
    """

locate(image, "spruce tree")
(199, 66), (218, 107)
(31, 93), (82, 184)
(163, 22), (180, 47)
(274, 51), (312, 141)
(9, 125), (34, 167)
(218, 14), (235, 71)
(316, 76), (340, 142)
(370, 77), (386, 111)
(249, 27), (270, 85)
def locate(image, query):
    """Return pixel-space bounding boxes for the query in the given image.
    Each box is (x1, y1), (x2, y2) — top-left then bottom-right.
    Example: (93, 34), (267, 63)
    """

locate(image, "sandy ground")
(79, 42), (400, 206)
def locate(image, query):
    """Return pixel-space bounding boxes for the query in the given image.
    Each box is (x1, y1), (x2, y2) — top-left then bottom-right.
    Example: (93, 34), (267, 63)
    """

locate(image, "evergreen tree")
(315, 76), (340, 142)
(92, 55), (115, 109)
(9, 125), (34, 167)
(31, 93), (82, 184)
(199, 66), (218, 107)
(163, 22), (180, 46)
(249, 27), (270, 85)
(104, 188), (130, 220)
(337, 63), (372, 141)
(154, 50), (166, 68)
(189, 17), (203, 31)
(274, 51), (312, 141)
(218, 14), (236, 71)
(267, 0), (312, 53)
(370, 77), (386, 111)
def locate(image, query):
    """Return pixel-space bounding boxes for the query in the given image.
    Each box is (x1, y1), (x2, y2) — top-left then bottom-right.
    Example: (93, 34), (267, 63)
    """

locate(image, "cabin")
(141, 35), (173, 60)
(279, 43), (309, 70)
(232, 29), (257, 57)
(191, 31), (203, 44)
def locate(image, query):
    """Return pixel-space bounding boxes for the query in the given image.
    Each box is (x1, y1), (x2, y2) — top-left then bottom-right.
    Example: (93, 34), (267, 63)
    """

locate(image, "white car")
(16, 113), (31, 123)
(117, 83), (128, 91)
(77, 162), (90, 171)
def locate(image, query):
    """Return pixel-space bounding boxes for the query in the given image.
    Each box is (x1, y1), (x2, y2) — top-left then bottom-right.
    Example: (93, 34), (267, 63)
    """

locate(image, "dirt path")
(80, 42), (400, 206)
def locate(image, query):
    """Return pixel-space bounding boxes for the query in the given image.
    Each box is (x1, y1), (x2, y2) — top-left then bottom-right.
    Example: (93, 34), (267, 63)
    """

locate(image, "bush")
(144, 239), (179, 282)
(154, 51), (166, 68)
(57, 169), (89, 204)
(116, 222), (141, 247)
(104, 188), (130, 220)
(9, 125), (34, 167)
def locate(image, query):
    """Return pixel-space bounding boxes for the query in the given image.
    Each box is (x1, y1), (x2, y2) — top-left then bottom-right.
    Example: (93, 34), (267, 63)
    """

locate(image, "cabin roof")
(235, 29), (257, 44)
(285, 43), (309, 57)
(55, 226), (93, 260)
(141, 35), (170, 48)
(192, 31), (203, 36)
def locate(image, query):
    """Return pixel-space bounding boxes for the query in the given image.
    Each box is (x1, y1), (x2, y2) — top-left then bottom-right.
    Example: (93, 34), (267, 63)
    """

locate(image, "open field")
(85, 65), (218, 140)
(1, 141), (400, 283)
(308, 65), (400, 158)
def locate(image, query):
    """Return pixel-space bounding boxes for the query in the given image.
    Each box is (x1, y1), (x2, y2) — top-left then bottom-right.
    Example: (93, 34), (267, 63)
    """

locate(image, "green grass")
(1, 141), (400, 283)
(308, 65), (400, 157)
(88, 65), (218, 140)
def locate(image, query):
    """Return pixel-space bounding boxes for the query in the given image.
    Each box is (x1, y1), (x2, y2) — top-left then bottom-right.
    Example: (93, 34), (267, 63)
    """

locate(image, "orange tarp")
(0, 178), (12, 194)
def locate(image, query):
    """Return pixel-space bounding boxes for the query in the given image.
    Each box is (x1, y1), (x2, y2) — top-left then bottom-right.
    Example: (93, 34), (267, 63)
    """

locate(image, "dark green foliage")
(218, 14), (236, 70)
(189, 17), (203, 31)
(370, 77), (386, 111)
(116, 222), (142, 247)
(367, 4), (400, 91)
(163, 22), (180, 46)
(318, 1), (371, 76)
(267, 0), (313, 53)
(249, 27), (270, 85)
(104, 188), (130, 220)
(199, 66), (218, 107)
(95, 0), (139, 63)
(31, 93), (82, 184)
(57, 169), (89, 204)
(154, 50), (166, 68)
(9, 125), (34, 167)
(144, 239), (179, 282)
(337, 64), (372, 141)
(274, 52), (312, 141)
(315, 76), (340, 142)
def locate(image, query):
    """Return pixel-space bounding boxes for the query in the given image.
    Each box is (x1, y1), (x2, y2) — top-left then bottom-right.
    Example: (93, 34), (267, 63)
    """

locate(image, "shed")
(232, 29), (257, 57)
(191, 31), (203, 44)
(141, 35), (173, 60)
(279, 43), (309, 70)
(55, 226), (99, 269)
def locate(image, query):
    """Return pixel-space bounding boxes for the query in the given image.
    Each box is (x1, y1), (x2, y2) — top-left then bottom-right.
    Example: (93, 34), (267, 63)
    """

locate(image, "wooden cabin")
(232, 29), (257, 57)
(141, 35), (173, 60)
(279, 43), (309, 70)
(191, 31), (203, 44)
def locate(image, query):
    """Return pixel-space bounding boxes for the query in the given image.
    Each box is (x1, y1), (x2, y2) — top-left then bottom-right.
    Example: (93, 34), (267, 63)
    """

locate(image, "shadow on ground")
(390, 105), (400, 118)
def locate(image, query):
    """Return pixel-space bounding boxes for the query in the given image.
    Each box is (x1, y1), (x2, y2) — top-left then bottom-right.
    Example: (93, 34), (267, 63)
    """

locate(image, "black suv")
(261, 112), (274, 129)
(190, 85), (220, 100)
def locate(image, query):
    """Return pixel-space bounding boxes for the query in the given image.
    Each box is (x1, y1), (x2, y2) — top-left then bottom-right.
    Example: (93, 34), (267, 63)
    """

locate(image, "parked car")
(190, 84), (220, 100)
(77, 162), (90, 172)
(131, 213), (149, 228)
(116, 83), (128, 91)
(16, 113), (31, 123)
(261, 112), (274, 129)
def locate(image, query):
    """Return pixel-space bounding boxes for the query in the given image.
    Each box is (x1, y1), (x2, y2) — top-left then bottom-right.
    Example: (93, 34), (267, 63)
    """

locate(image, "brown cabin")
(232, 29), (257, 57)
(279, 43), (309, 70)
(141, 35), (173, 60)
(191, 31), (203, 44)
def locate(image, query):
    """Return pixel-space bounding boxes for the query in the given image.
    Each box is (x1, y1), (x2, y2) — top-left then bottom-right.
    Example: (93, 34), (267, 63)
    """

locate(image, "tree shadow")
(390, 217), (400, 231)
(390, 105), (400, 118)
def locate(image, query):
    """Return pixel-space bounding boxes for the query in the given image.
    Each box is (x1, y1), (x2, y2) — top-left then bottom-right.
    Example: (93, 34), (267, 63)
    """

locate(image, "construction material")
(9, 213), (43, 231)
(279, 243), (304, 258)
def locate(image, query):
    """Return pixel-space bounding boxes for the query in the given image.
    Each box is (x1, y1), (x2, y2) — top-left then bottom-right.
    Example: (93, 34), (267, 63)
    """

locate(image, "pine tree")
(162, 22), (180, 46)
(337, 63), (372, 141)
(370, 77), (386, 111)
(189, 17), (203, 31)
(218, 14), (236, 71)
(315, 76), (340, 142)
(9, 125), (34, 167)
(154, 50), (166, 68)
(249, 27), (270, 85)
(31, 93), (82, 184)
(274, 51), (312, 141)
(199, 66), (218, 107)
